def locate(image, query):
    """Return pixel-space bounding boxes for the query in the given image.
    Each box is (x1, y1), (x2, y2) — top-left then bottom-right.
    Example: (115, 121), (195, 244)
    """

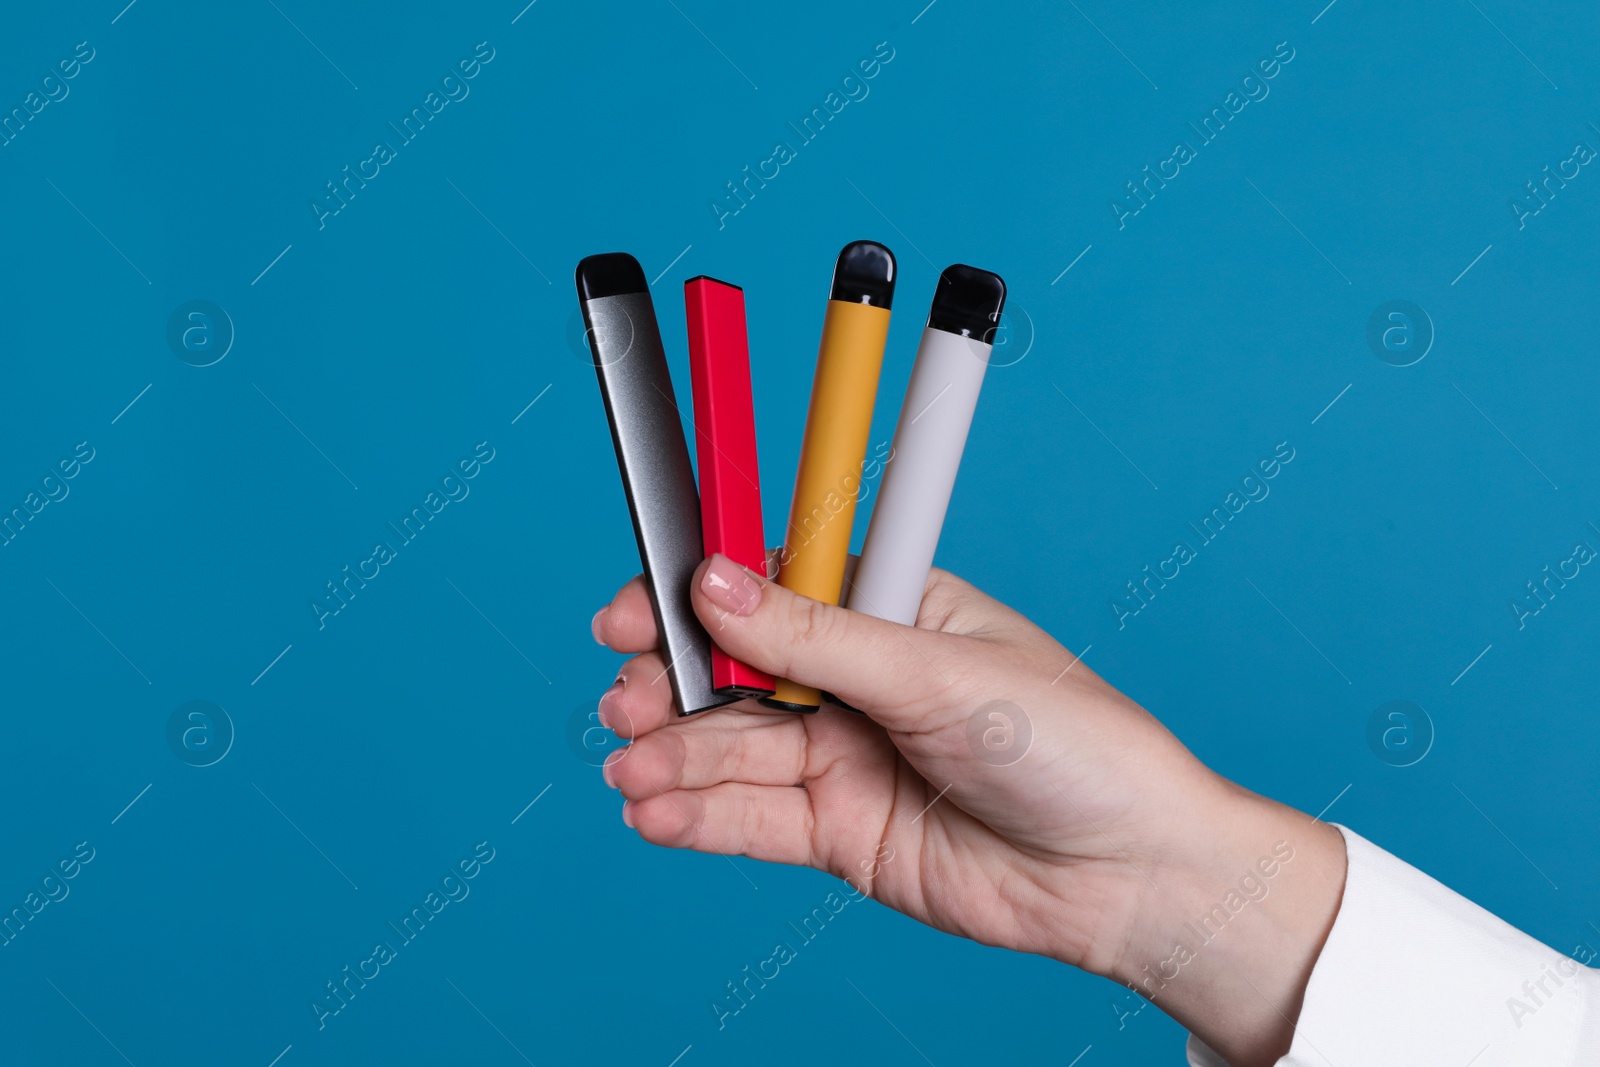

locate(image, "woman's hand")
(592, 553), (1347, 1067)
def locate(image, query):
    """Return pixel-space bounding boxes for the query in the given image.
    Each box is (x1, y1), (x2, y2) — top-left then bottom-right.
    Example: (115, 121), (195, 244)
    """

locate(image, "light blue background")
(2, 0), (1598, 1063)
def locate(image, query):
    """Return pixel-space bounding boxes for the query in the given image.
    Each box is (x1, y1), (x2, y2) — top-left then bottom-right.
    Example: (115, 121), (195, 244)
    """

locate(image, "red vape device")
(684, 276), (776, 700)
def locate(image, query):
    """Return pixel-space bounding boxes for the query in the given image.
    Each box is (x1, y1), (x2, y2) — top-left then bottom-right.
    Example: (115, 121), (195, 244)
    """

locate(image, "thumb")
(690, 552), (953, 717)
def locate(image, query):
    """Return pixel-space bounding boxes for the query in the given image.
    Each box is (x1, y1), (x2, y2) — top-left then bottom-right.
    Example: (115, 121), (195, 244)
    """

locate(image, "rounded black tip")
(576, 253), (648, 301)
(927, 264), (1006, 342)
(716, 683), (774, 700)
(821, 691), (865, 714)
(756, 696), (821, 714)
(829, 241), (897, 309)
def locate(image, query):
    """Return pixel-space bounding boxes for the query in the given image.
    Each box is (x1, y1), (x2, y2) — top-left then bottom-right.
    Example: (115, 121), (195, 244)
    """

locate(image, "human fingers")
(598, 650), (677, 740)
(691, 553), (967, 722)
(623, 782), (815, 869)
(606, 715), (820, 799)
(592, 574), (658, 654)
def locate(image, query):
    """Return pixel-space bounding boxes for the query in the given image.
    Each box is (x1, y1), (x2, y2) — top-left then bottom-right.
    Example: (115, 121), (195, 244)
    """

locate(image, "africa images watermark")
(1111, 440), (1296, 629)
(1509, 523), (1599, 631)
(708, 843), (895, 1030)
(310, 42), (497, 230)
(698, 440), (894, 632)
(1123, 840), (1296, 1011)
(710, 41), (897, 230)
(1, 441), (96, 548)
(1509, 133), (1596, 231)
(310, 441), (496, 629)
(0, 41), (96, 150)
(778, 439), (893, 571)
(0, 841), (96, 948)
(1110, 41), (1296, 231)
(1505, 940), (1597, 1029)
(311, 841), (496, 1030)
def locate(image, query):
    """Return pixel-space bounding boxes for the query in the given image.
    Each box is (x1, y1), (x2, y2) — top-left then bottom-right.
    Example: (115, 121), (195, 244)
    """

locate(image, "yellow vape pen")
(760, 240), (896, 712)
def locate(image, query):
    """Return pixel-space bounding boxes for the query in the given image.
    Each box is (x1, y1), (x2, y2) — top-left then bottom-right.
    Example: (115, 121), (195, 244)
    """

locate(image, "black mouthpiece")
(576, 252), (649, 301)
(828, 240), (897, 309)
(926, 263), (1006, 342)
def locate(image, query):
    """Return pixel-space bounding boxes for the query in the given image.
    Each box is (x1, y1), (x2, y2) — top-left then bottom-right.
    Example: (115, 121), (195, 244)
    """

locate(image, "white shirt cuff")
(1185, 824), (1600, 1066)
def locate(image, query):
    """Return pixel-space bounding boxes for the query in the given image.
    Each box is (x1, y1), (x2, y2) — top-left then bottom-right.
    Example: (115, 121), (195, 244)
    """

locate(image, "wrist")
(1106, 776), (1348, 1067)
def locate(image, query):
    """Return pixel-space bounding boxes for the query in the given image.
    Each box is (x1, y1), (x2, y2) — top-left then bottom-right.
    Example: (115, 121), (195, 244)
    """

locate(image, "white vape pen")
(847, 264), (1006, 626)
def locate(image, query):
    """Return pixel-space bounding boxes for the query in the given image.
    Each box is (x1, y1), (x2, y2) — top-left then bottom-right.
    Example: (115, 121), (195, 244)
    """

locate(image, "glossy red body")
(684, 276), (776, 698)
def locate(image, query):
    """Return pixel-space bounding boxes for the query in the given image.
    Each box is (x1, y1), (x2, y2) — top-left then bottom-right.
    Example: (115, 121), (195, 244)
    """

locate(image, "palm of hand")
(597, 565), (1200, 972)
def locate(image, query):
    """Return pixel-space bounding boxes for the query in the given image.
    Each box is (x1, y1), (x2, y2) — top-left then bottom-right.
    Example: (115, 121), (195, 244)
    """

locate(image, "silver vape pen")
(577, 252), (732, 716)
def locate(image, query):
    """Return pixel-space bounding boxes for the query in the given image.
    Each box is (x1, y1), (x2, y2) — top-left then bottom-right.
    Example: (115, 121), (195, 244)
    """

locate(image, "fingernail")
(621, 800), (635, 828)
(602, 748), (624, 788)
(597, 677), (622, 730)
(701, 553), (760, 616)
(591, 608), (608, 645)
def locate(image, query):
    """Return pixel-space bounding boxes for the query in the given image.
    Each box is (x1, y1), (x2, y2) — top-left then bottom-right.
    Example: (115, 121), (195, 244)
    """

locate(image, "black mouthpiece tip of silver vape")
(576, 252), (648, 302)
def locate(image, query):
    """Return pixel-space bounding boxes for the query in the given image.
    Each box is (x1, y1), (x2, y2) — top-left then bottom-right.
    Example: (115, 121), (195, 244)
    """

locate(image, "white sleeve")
(1184, 824), (1600, 1066)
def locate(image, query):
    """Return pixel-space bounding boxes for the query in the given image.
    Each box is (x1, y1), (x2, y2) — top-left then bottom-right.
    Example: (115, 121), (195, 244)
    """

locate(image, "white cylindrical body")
(849, 326), (991, 625)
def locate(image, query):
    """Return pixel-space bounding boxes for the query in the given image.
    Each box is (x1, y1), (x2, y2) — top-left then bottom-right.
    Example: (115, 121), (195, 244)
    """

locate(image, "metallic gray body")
(583, 290), (729, 716)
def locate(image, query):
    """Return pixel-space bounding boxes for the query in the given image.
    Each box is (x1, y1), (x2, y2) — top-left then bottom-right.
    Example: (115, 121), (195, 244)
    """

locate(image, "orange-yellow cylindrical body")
(770, 299), (892, 709)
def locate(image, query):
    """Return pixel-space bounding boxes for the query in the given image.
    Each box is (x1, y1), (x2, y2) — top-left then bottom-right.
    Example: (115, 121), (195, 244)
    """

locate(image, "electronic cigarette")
(684, 275), (776, 700)
(760, 240), (896, 712)
(576, 252), (732, 717)
(848, 264), (1006, 626)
